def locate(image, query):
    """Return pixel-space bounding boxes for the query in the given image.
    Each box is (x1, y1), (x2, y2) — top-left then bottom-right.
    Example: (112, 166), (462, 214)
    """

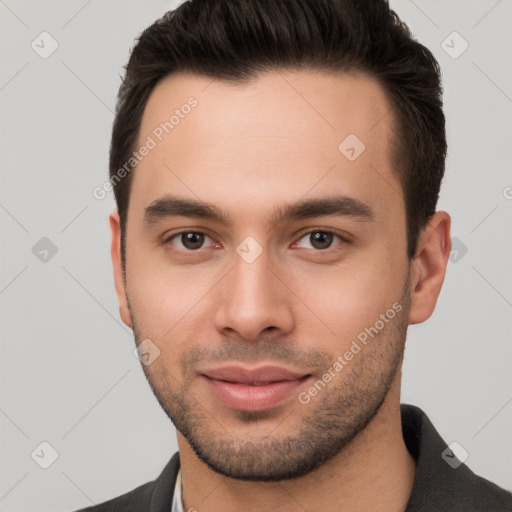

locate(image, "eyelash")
(162, 229), (350, 253)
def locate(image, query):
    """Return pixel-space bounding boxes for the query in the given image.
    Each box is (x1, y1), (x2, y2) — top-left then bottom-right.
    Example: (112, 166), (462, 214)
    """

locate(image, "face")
(115, 69), (415, 481)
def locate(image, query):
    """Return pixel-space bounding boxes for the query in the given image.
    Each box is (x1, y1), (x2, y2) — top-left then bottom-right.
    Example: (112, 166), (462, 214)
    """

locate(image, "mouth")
(200, 365), (312, 411)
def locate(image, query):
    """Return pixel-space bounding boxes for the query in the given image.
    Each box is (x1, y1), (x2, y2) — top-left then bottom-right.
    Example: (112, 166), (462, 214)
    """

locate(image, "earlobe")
(109, 209), (133, 329)
(408, 211), (451, 325)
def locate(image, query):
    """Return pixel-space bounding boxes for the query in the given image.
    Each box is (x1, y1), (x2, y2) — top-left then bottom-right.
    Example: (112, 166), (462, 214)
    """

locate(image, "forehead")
(129, 69), (402, 225)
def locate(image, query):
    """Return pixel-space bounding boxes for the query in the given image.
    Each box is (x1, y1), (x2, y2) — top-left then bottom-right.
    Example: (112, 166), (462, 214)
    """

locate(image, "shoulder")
(401, 404), (512, 511)
(73, 481), (154, 512)
(72, 452), (180, 512)
(468, 476), (512, 510)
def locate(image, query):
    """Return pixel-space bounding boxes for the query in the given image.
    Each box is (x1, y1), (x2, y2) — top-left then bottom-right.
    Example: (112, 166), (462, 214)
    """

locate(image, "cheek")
(290, 255), (406, 344)
(126, 253), (218, 340)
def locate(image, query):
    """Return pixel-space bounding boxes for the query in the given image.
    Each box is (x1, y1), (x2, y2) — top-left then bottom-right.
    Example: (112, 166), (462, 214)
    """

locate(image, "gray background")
(1, 1), (511, 510)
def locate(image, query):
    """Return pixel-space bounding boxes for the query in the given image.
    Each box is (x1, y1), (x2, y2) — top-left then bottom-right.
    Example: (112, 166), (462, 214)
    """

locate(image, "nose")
(214, 250), (295, 342)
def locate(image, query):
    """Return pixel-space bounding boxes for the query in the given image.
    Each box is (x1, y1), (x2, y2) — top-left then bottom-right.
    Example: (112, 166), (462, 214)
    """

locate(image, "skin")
(110, 69), (451, 512)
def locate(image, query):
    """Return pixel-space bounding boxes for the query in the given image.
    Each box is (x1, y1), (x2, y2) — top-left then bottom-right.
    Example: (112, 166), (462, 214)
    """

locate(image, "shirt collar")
(171, 467), (183, 512)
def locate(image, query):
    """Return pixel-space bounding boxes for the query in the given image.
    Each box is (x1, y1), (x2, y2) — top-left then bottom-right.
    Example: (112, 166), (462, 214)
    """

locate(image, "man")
(78, 0), (512, 510)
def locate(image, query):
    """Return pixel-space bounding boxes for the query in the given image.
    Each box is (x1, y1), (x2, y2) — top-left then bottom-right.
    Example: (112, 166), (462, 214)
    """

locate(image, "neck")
(178, 372), (415, 512)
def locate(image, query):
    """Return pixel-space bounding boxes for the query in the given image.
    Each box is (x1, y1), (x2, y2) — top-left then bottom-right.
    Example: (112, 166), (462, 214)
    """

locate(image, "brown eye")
(296, 231), (345, 250)
(168, 231), (211, 250)
(310, 231), (333, 249)
(182, 232), (204, 249)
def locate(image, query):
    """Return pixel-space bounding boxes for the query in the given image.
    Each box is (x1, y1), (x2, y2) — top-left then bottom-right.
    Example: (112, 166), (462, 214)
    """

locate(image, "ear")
(408, 211), (451, 325)
(109, 209), (133, 329)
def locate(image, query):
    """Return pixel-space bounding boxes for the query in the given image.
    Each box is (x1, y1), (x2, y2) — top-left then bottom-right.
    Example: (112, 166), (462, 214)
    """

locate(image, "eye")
(166, 231), (215, 251)
(164, 229), (348, 254)
(294, 230), (347, 250)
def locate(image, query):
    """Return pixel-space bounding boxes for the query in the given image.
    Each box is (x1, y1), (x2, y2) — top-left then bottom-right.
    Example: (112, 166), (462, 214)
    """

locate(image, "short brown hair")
(110, 0), (446, 268)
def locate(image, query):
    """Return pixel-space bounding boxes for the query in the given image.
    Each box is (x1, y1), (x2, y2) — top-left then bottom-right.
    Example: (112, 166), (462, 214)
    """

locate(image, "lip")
(200, 365), (311, 411)
(201, 365), (309, 383)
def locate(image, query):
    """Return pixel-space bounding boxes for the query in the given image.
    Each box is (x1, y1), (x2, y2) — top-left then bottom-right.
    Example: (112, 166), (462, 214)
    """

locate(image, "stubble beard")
(129, 276), (411, 482)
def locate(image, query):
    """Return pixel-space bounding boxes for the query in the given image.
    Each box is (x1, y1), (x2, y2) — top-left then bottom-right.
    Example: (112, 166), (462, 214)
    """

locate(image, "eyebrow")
(143, 194), (375, 227)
